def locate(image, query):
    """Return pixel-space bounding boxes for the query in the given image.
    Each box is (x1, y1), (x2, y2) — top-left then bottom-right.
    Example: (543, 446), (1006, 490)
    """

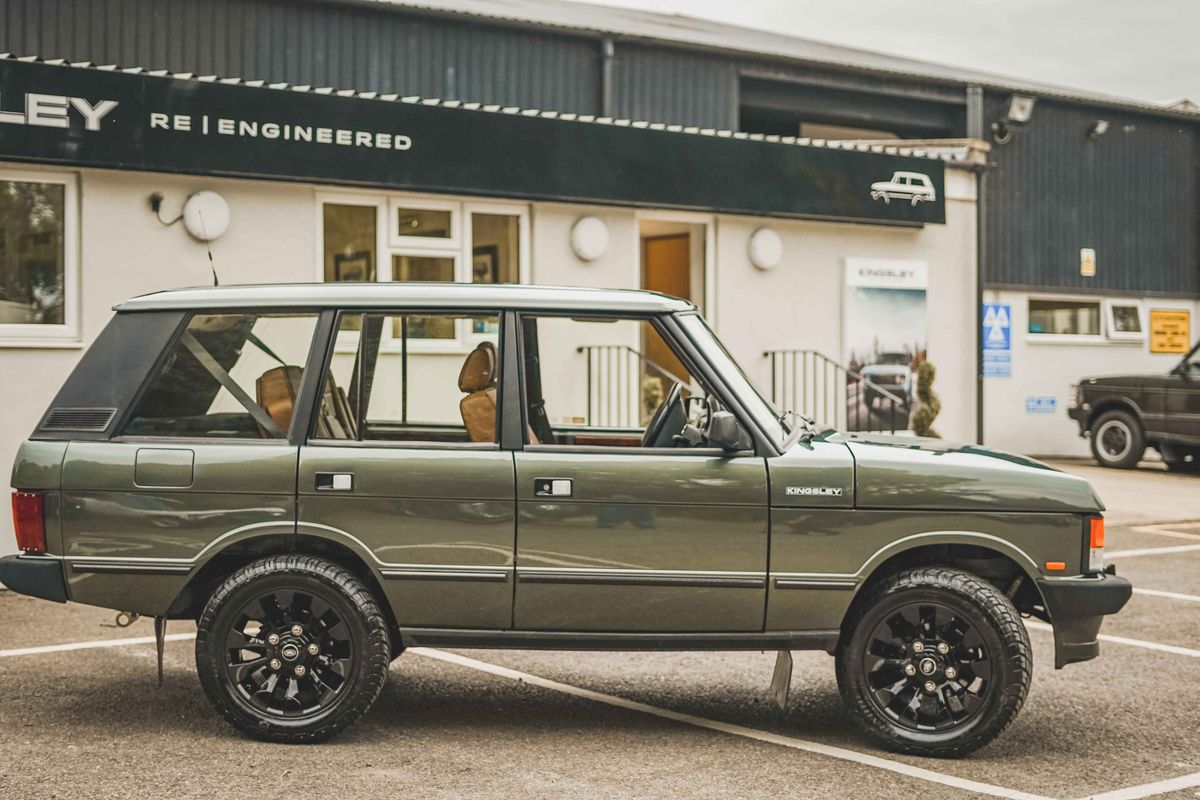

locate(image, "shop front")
(0, 57), (979, 553)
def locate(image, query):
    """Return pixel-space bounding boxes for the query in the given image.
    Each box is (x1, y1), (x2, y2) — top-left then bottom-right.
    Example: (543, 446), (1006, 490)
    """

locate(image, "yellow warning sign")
(1150, 309), (1191, 354)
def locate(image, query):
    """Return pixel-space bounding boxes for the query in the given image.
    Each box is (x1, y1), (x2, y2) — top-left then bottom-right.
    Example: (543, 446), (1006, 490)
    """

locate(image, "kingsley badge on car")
(2, 282), (1130, 756)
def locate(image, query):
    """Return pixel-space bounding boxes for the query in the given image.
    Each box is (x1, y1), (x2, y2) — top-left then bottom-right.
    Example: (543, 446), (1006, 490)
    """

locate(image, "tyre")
(196, 555), (392, 743)
(1089, 409), (1144, 469)
(836, 567), (1031, 758)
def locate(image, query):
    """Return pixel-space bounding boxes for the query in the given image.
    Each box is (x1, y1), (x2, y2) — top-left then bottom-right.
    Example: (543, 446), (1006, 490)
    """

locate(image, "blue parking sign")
(982, 303), (1012, 377)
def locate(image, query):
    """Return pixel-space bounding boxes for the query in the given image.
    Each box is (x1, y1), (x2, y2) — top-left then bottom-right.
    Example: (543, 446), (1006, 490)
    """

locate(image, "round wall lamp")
(182, 191), (230, 242)
(748, 227), (783, 271)
(570, 216), (609, 262)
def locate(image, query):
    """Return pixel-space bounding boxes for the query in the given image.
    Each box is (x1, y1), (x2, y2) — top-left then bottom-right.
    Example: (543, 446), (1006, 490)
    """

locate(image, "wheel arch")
(167, 529), (400, 649)
(1086, 398), (1144, 433)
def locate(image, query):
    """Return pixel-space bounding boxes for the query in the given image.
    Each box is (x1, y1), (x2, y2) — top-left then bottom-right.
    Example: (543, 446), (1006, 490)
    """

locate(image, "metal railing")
(763, 349), (909, 434)
(577, 344), (689, 429)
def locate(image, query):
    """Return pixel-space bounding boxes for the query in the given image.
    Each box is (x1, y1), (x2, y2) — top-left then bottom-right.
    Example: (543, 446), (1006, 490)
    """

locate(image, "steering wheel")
(641, 382), (685, 447)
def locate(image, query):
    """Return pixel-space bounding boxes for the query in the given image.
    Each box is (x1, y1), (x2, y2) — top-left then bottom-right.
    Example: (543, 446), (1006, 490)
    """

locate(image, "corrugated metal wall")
(1, 0), (602, 112)
(612, 43), (736, 129)
(984, 94), (1199, 296)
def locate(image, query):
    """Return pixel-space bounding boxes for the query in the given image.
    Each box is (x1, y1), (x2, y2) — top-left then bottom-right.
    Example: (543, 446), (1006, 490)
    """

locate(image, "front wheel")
(836, 567), (1031, 758)
(196, 555), (392, 743)
(1089, 410), (1145, 469)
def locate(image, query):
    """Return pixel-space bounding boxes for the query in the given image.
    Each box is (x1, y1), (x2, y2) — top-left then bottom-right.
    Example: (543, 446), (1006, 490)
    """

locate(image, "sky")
(572, 0), (1199, 105)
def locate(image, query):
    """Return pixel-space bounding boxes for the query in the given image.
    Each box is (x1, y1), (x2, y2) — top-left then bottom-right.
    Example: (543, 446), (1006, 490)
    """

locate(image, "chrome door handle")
(315, 473), (353, 491)
(533, 478), (572, 497)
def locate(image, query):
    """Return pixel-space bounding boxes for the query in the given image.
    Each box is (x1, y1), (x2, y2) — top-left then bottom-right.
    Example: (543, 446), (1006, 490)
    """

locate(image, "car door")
(1168, 344), (1200, 442)
(297, 310), (515, 630)
(511, 312), (768, 633)
(59, 310), (325, 613)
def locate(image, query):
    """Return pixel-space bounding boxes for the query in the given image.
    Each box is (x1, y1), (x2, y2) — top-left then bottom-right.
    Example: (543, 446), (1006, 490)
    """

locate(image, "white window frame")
(318, 190), (529, 352)
(1025, 295), (1105, 344)
(1104, 299), (1146, 342)
(0, 169), (80, 347)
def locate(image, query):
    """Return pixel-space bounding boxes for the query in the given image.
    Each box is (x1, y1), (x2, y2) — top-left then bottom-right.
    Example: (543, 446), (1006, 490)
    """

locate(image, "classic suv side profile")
(2, 283), (1129, 757)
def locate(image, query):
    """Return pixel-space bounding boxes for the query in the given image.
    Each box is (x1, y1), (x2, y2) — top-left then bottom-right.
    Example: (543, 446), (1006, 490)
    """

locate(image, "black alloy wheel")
(196, 555), (391, 743)
(836, 567), (1031, 758)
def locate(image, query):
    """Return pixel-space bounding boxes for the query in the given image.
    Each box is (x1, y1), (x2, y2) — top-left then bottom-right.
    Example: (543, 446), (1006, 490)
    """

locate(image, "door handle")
(315, 472), (353, 491)
(533, 478), (572, 497)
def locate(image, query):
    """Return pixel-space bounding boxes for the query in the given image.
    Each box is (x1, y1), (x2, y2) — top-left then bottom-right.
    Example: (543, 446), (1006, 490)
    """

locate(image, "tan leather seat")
(255, 365), (303, 436)
(458, 342), (498, 442)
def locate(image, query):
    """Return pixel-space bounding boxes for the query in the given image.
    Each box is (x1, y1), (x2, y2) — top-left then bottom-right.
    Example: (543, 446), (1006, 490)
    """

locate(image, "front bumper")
(1037, 569), (1132, 668)
(1066, 405), (1089, 436)
(0, 554), (68, 603)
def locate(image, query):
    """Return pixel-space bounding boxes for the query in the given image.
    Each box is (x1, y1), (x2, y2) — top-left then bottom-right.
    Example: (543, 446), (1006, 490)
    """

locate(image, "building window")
(0, 171), (77, 345)
(1028, 299), (1101, 336)
(320, 194), (527, 346)
(1105, 300), (1145, 341)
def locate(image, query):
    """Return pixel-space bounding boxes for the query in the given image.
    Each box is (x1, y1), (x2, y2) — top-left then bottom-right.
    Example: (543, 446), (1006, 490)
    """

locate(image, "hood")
(1081, 374), (1167, 386)
(844, 432), (1103, 513)
(862, 364), (911, 377)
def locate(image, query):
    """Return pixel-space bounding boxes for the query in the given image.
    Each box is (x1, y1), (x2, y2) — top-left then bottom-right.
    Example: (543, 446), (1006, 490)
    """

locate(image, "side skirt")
(397, 628), (841, 652)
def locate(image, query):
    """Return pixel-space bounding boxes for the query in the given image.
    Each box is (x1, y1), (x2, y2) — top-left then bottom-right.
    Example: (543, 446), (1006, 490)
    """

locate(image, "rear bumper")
(1037, 569), (1132, 668)
(0, 554), (68, 603)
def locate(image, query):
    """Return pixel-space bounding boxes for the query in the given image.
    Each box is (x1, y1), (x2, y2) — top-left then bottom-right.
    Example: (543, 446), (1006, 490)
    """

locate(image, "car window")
(316, 312), (502, 444)
(521, 315), (708, 448)
(124, 312), (320, 438)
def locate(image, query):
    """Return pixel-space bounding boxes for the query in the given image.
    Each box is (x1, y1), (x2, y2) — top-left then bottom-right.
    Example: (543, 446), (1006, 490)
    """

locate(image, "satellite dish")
(182, 191), (230, 242)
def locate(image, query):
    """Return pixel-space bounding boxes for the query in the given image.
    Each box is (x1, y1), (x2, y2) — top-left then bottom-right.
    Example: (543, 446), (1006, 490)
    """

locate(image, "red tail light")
(12, 491), (46, 554)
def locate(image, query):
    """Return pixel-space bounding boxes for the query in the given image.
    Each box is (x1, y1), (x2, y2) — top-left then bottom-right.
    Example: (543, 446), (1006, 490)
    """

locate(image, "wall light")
(570, 216), (609, 262)
(748, 227), (783, 271)
(992, 94), (1036, 144)
(1088, 119), (1110, 140)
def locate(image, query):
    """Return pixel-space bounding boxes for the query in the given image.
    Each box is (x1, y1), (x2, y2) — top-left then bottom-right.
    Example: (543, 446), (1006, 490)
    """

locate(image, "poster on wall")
(1149, 309), (1191, 354)
(843, 258), (928, 432)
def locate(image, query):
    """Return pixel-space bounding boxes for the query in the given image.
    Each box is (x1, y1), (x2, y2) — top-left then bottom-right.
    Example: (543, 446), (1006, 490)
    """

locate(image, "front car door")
(1168, 342), (1200, 443)
(511, 311), (769, 633)
(297, 309), (515, 630)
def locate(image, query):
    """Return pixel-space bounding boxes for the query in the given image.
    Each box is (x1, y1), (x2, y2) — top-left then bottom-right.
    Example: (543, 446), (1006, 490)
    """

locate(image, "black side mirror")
(707, 410), (752, 452)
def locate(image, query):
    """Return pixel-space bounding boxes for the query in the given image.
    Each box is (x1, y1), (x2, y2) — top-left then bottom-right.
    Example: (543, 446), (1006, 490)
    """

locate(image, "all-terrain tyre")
(1089, 409), (1145, 469)
(836, 567), (1031, 758)
(196, 555), (391, 743)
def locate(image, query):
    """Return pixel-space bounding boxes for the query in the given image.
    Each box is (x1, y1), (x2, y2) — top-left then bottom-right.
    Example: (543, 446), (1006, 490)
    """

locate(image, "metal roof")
(351, 0), (1198, 119)
(116, 282), (695, 313)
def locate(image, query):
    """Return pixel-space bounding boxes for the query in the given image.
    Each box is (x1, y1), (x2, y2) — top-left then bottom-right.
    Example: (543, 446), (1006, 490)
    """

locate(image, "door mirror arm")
(706, 410), (753, 453)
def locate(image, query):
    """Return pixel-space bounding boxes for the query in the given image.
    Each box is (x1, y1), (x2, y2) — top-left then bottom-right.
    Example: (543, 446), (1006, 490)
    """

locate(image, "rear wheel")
(836, 567), (1031, 758)
(1089, 410), (1144, 469)
(196, 555), (391, 743)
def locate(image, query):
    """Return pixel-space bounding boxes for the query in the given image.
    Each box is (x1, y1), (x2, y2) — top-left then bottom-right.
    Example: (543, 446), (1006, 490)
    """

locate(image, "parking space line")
(0, 632), (196, 658)
(1132, 587), (1200, 603)
(411, 647), (1052, 800)
(1130, 523), (1200, 542)
(1105, 543), (1200, 559)
(1025, 621), (1200, 658)
(1077, 770), (1200, 800)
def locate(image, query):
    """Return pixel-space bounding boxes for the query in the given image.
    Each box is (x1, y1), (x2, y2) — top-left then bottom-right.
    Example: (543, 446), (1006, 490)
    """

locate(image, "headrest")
(458, 341), (498, 393)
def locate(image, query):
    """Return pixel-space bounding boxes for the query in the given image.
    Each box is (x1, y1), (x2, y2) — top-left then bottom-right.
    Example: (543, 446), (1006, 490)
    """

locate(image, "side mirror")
(707, 410), (752, 452)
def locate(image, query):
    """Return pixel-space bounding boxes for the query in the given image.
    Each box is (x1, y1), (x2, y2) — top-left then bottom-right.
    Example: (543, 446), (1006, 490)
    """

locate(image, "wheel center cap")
(919, 657), (938, 675)
(280, 643), (301, 661)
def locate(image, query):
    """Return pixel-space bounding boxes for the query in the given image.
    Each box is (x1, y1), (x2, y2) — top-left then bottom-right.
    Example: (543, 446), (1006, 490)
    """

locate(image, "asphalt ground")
(2, 460), (1199, 800)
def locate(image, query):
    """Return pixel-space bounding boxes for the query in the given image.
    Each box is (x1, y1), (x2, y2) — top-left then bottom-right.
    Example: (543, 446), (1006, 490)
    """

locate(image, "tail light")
(1087, 515), (1105, 572)
(12, 491), (46, 554)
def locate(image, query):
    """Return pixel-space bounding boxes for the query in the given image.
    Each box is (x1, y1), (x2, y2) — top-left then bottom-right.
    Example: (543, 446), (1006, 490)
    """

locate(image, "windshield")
(677, 313), (786, 447)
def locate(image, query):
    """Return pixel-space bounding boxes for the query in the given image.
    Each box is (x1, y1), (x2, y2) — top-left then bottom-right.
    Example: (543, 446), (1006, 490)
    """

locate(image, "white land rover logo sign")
(870, 170), (936, 206)
(0, 92), (118, 130)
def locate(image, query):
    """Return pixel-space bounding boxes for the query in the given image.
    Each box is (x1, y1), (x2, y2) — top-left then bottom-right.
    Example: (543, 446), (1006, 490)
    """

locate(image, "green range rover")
(2, 283), (1130, 756)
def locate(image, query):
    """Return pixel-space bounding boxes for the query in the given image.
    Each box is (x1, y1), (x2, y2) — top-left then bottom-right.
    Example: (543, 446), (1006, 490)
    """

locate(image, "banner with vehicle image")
(843, 258), (928, 432)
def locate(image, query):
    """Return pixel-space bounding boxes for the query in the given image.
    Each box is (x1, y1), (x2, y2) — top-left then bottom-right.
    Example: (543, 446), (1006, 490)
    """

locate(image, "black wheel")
(196, 555), (391, 743)
(836, 567), (1031, 758)
(1089, 409), (1145, 469)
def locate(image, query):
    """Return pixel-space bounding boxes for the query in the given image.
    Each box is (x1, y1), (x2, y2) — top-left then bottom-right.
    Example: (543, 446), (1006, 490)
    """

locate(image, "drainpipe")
(966, 84), (986, 444)
(600, 37), (615, 117)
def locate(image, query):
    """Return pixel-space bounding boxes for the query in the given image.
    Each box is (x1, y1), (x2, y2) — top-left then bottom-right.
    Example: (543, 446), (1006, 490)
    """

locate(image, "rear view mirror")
(707, 410), (752, 452)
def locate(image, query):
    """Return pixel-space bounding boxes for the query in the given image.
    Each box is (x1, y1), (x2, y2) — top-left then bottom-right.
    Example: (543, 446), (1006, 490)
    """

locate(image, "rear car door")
(57, 310), (325, 613)
(511, 312), (768, 633)
(297, 310), (515, 630)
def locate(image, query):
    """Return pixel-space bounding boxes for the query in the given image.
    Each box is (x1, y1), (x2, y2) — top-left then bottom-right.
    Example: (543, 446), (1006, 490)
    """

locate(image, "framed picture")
(472, 244), (499, 284)
(334, 251), (372, 282)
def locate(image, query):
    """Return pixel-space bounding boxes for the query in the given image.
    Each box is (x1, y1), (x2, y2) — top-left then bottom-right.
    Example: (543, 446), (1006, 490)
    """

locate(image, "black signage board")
(0, 58), (945, 225)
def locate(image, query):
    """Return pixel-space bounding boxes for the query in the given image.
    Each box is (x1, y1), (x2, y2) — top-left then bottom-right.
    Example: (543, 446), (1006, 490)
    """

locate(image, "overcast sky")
(575, 0), (1199, 105)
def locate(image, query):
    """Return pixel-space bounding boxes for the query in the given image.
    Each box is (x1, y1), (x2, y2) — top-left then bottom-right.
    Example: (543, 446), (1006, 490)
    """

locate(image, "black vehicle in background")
(1068, 340), (1200, 470)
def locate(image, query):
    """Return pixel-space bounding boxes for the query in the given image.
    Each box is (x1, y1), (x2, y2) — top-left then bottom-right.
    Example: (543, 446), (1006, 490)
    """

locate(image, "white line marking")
(411, 647), (1052, 800)
(0, 632), (196, 658)
(1025, 621), (1200, 659)
(1130, 524), (1200, 542)
(1132, 587), (1200, 603)
(1105, 543), (1200, 559)
(1077, 770), (1200, 800)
